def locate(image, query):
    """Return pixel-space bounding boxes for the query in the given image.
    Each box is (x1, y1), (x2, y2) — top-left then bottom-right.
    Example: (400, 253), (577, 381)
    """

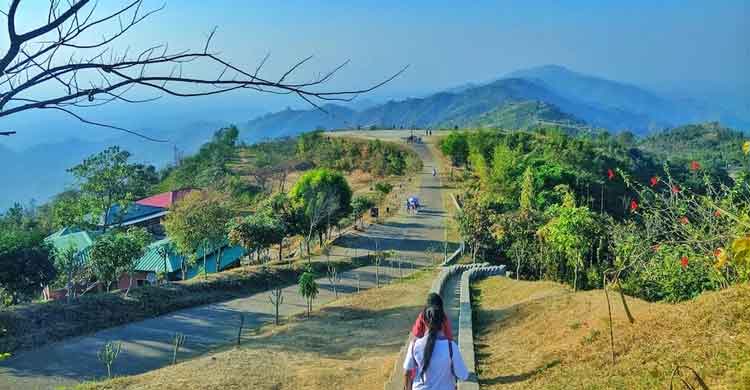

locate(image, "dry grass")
(473, 278), (750, 390)
(78, 269), (437, 390)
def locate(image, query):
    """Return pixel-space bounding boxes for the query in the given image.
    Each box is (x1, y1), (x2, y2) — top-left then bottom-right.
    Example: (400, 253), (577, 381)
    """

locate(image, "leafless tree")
(269, 285), (284, 325)
(0, 0), (406, 139)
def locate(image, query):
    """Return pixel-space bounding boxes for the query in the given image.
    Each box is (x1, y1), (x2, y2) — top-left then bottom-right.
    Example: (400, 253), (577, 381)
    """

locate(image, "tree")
(97, 341), (122, 379)
(68, 146), (158, 227)
(262, 192), (302, 262)
(456, 193), (496, 263)
(351, 195), (375, 229)
(53, 244), (92, 303)
(440, 132), (469, 166)
(0, 1), (406, 138)
(228, 213), (284, 264)
(0, 229), (56, 304)
(164, 191), (232, 279)
(88, 227), (150, 294)
(298, 268), (319, 318)
(537, 192), (599, 291)
(289, 168), (352, 259)
(520, 166), (535, 215)
(269, 285), (284, 325)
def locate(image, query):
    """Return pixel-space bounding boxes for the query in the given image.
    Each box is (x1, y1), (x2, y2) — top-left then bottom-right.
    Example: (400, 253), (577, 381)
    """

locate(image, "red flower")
(680, 256), (689, 268)
(671, 185), (681, 194)
(629, 199), (638, 212)
(690, 160), (701, 171)
(649, 176), (659, 187)
(714, 248), (723, 257)
(713, 210), (722, 217)
(680, 216), (689, 225)
(607, 168), (615, 181)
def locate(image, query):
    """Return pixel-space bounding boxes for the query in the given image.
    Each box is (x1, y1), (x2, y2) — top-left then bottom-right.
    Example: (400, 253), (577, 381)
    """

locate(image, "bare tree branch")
(0, 0), (406, 140)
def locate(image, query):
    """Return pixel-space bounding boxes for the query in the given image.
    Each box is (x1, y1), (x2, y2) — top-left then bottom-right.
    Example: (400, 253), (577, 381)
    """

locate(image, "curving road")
(0, 133), (453, 390)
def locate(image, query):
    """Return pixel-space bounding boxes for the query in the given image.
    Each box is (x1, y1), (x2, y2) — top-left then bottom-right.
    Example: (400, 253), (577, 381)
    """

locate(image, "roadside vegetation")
(440, 124), (749, 302)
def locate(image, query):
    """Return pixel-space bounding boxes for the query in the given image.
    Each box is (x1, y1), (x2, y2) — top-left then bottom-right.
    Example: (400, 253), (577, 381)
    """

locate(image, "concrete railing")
(457, 265), (506, 390)
(384, 263), (490, 390)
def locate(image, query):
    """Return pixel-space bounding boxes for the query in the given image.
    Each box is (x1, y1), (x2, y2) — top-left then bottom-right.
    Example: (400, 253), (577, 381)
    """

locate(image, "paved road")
(0, 137), (451, 390)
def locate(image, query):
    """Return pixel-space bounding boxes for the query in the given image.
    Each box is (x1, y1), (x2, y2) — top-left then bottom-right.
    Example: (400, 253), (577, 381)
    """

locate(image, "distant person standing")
(403, 305), (468, 390)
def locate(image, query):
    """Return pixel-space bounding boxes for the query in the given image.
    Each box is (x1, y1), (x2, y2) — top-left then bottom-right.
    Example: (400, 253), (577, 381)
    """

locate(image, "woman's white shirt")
(403, 336), (469, 390)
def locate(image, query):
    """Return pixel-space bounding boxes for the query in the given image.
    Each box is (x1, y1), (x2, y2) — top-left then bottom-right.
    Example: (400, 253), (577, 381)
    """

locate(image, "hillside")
(244, 78), (599, 134)
(473, 277), (750, 389)
(507, 65), (750, 132)
(456, 100), (585, 131)
(639, 122), (748, 171)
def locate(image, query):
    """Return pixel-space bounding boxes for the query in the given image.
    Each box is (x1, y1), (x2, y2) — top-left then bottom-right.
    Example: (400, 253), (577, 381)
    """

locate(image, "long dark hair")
(426, 293), (444, 309)
(420, 304), (445, 379)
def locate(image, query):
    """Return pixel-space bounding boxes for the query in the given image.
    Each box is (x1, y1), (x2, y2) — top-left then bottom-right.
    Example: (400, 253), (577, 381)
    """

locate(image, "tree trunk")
(516, 260), (521, 281)
(574, 261), (579, 292)
(278, 241), (283, 262)
(215, 245), (223, 273)
(203, 244), (208, 279)
(125, 273), (133, 297)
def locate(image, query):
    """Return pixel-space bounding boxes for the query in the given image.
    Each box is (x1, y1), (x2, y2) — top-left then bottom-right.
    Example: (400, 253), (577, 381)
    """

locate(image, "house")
(135, 188), (195, 209)
(42, 188), (246, 299)
(101, 189), (197, 235)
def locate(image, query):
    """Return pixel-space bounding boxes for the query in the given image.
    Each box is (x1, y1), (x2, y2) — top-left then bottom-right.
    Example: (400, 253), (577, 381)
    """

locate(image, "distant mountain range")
(243, 65), (750, 137)
(0, 120), (228, 210)
(2, 64), (749, 210)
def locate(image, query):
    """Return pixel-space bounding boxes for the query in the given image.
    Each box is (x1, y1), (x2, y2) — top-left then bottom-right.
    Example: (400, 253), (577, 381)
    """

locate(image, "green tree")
(68, 146), (158, 227)
(164, 191), (233, 279)
(53, 245), (86, 303)
(351, 195), (375, 229)
(298, 268), (319, 318)
(262, 192), (302, 262)
(289, 168), (352, 258)
(456, 193), (496, 263)
(537, 192), (599, 291)
(440, 132), (469, 166)
(0, 229), (56, 304)
(519, 166), (536, 214)
(88, 227), (150, 294)
(228, 213), (284, 264)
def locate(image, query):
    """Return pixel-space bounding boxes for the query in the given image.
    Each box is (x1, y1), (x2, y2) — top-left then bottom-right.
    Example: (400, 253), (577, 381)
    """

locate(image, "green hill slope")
(450, 100), (586, 131)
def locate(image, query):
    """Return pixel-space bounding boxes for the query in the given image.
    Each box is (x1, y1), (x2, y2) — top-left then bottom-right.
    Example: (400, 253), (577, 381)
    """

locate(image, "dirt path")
(0, 135), (451, 390)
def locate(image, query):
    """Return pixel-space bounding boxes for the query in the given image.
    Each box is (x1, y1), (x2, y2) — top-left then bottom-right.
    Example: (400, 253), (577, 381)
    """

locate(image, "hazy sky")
(2, 0), (748, 148)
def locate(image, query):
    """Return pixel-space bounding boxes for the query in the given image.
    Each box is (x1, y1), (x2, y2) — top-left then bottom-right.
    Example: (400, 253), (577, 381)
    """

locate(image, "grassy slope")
(473, 278), (750, 390)
(78, 268), (436, 390)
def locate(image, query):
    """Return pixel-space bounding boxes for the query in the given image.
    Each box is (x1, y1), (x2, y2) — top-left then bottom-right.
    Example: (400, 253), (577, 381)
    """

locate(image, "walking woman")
(403, 305), (469, 389)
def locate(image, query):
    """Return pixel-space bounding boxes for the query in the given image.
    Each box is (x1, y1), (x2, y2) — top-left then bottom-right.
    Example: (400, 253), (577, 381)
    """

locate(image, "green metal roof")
(44, 228), (100, 259)
(133, 239), (183, 273)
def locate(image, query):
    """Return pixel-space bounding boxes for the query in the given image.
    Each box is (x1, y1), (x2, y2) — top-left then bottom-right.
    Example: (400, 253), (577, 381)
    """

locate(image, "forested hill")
(639, 122), (748, 171)
(243, 65), (750, 138)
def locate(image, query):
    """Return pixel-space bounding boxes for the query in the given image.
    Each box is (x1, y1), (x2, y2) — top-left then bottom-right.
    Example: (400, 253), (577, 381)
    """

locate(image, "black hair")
(420, 304), (445, 380)
(426, 293), (444, 309)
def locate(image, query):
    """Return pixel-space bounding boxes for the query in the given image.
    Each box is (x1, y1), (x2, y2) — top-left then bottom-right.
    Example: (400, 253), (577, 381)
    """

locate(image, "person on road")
(432, 167), (437, 177)
(405, 294), (455, 386)
(403, 304), (468, 390)
(412, 293), (452, 340)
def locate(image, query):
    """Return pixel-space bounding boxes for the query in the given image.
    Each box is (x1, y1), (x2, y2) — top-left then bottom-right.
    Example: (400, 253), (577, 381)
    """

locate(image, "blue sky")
(3, 0), (748, 147)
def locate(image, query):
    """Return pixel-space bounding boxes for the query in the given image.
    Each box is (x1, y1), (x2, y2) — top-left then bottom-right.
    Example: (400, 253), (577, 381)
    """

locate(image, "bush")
(622, 244), (720, 302)
(374, 182), (393, 196)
